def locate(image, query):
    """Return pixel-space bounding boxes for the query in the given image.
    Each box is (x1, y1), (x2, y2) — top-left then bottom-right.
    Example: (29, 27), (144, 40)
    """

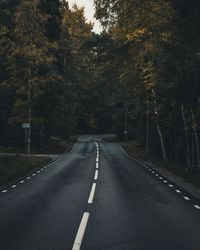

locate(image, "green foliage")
(94, 0), (200, 168)
(0, 0), (200, 172)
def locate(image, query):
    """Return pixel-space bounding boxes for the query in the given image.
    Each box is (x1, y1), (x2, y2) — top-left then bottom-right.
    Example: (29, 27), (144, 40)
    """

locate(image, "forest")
(0, 0), (200, 171)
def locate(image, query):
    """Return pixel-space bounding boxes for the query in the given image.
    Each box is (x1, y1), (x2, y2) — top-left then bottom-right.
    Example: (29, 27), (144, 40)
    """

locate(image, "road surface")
(0, 135), (200, 250)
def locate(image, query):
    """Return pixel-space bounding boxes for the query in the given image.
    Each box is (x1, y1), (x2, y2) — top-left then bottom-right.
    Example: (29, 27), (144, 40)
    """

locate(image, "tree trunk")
(181, 105), (190, 169)
(191, 108), (200, 170)
(191, 131), (195, 170)
(146, 97), (149, 153)
(156, 123), (167, 161)
(27, 81), (31, 155)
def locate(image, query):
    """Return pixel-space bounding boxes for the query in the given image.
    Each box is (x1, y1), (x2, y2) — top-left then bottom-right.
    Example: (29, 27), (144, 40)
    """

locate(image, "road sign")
(22, 123), (30, 129)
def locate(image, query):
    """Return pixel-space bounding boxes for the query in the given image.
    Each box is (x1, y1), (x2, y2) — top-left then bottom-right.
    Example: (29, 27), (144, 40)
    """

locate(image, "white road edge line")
(88, 183), (96, 204)
(94, 170), (98, 180)
(72, 212), (90, 250)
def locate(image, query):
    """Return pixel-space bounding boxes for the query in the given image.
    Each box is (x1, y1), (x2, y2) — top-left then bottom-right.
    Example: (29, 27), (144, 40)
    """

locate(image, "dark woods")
(0, 0), (200, 171)
(94, 0), (200, 171)
(0, 0), (96, 150)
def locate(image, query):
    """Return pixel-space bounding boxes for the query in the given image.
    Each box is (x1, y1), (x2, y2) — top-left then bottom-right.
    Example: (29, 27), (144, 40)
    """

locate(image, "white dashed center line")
(184, 196), (190, 201)
(20, 180), (24, 184)
(1, 190), (7, 193)
(88, 183), (96, 204)
(94, 170), (98, 180)
(176, 190), (181, 193)
(169, 184), (174, 188)
(72, 212), (90, 250)
(11, 185), (17, 188)
(194, 205), (200, 210)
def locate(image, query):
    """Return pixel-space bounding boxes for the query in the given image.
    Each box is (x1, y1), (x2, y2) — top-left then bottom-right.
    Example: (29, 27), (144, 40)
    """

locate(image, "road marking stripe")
(155, 174), (159, 176)
(163, 180), (168, 183)
(88, 183), (96, 204)
(72, 212), (90, 250)
(94, 170), (98, 180)
(32, 173), (36, 176)
(27, 177), (31, 180)
(20, 180), (24, 184)
(96, 163), (99, 169)
(184, 196), (190, 201)
(37, 171), (40, 173)
(169, 184), (174, 187)
(194, 205), (200, 210)
(176, 189), (181, 193)
(2, 190), (7, 193)
(12, 185), (17, 188)
(159, 177), (163, 180)
(96, 159), (99, 163)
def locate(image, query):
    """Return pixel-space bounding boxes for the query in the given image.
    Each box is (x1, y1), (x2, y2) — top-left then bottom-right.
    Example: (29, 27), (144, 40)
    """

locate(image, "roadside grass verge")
(120, 141), (200, 189)
(0, 155), (51, 187)
(0, 137), (75, 155)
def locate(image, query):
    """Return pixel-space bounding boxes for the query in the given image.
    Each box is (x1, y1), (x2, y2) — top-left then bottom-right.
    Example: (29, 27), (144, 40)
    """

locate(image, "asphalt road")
(0, 135), (200, 250)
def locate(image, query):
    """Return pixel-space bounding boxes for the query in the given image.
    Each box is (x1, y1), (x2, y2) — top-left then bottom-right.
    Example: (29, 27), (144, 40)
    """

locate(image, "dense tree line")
(0, 0), (200, 171)
(0, 0), (100, 150)
(94, 0), (200, 170)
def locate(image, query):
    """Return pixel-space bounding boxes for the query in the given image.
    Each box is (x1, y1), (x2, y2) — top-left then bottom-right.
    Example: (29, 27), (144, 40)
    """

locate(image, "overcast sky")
(67, 0), (102, 34)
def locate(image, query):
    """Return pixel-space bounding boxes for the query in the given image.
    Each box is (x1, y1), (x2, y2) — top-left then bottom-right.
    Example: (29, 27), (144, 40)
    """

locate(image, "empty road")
(0, 135), (200, 250)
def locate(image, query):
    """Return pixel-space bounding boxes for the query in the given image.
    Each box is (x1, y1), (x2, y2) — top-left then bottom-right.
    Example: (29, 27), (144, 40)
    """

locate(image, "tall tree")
(7, 0), (57, 151)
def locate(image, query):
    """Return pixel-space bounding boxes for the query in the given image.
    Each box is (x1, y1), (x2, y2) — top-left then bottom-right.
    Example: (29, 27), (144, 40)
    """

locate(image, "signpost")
(22, 123), (31, 154)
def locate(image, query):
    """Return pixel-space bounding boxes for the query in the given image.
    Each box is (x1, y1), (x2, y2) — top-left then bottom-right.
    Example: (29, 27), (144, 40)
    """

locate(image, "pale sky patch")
(67, 0), (102, 34)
